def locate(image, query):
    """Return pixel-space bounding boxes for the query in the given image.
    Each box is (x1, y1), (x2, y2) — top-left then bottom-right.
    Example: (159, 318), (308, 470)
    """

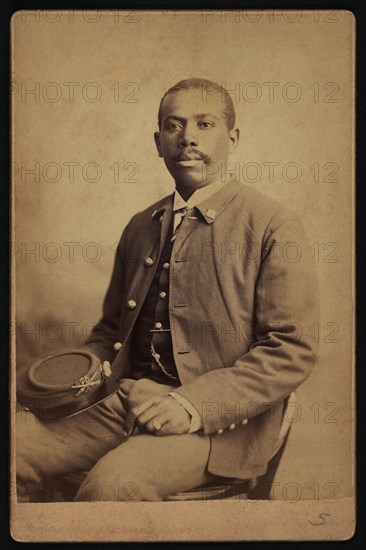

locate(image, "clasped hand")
(102, 362), (191, 437)
(124, 395), (191, 436)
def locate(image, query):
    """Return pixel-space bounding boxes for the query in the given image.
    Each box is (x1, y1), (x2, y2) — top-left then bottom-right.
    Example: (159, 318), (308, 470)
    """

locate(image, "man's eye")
(167, 122), (182, 130)
(198, 121), (214, 129)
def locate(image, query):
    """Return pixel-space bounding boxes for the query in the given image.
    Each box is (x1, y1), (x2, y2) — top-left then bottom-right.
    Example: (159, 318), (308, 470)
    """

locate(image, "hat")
(16, 349), (120, 420)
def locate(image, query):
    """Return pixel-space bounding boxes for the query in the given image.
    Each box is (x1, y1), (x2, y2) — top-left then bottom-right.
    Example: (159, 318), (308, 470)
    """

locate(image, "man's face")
(154, 88), (239, 193)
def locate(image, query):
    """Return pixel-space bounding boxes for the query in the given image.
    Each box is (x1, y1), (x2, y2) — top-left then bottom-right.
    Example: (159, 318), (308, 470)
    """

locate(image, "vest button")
(217, 429), (224, 435)
(242, 418), (248, 425)
(159, 291), (167, 299)
(162, 262), (170, 270)
(229, 423), (236, 430)
(114, 342), (122, 351)
(127, 300), (137, 310)
(154, 322), (163, 330)
(145, 257), (154, 267)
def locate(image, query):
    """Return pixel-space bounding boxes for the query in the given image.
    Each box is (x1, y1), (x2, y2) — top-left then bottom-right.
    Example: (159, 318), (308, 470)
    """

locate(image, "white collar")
(173, 178), (226, 212)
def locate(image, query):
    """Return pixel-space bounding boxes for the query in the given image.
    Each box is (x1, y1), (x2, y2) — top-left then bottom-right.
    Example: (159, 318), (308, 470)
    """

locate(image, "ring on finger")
(153, 419), (162, 431)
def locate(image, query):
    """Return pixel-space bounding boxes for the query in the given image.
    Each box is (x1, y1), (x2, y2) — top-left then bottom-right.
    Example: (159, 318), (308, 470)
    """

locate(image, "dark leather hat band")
(24, 382), (111, 420)
(18, 375), (107, 408)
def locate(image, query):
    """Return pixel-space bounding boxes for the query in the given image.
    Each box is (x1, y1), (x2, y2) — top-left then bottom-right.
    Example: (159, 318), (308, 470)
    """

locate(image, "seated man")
(16, 78), (319, 502)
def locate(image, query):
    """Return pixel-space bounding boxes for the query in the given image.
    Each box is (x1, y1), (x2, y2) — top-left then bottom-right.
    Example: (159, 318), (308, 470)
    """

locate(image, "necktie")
(171, 207), (188, 242)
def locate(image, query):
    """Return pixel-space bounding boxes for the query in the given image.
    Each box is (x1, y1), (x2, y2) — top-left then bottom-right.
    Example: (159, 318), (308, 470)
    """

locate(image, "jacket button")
(229, 423), (236, 430)
(145, 257), (154, 267)
(217, 429), (224, 434)
(127, 300), (137, 310)
(242, 419), (248, 425)
(159, 291), (167, 299)
(154, 322), (163, 329)
(114, 342), (122, 351)
(163, 262), (170, 270)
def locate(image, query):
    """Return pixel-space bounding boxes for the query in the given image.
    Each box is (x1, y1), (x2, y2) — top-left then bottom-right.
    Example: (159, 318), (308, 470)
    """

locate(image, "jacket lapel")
(151, 195), (174, 256)
(194, 178), (243, 225)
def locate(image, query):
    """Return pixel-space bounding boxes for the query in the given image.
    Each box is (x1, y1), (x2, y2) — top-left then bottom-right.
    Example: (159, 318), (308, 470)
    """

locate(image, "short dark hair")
(158, 78), (236, 131)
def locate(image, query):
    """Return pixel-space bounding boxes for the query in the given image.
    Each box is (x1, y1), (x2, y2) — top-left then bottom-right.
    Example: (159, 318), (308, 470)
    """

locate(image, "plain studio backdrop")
(12, 11), (354, 500)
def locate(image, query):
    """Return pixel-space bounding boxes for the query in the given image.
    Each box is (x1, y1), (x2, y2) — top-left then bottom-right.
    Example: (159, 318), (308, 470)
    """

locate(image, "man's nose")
(178, 126), (198, 148)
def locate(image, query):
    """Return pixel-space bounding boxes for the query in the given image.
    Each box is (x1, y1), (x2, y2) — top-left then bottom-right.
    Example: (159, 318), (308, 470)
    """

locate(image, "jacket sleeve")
(81, 234), (126, 364)
(173, 208), (320, 434)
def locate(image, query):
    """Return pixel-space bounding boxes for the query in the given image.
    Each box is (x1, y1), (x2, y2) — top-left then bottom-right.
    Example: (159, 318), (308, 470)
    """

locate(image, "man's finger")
(130, 396), (163, 419)
(136, 403), (167, 426)
(153, 421), (179, 436)
(144, 415), (169, 434)
(123, 411), (137, 436)
(124, 396), (163, 435)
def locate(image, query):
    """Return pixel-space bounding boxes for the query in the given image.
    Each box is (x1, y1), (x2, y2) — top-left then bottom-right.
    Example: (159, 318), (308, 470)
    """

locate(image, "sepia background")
(12, 8), (354, 517)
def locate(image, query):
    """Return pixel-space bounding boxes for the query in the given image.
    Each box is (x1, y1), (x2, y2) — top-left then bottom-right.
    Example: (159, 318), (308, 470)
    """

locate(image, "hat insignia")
(71, 369), (101, 397)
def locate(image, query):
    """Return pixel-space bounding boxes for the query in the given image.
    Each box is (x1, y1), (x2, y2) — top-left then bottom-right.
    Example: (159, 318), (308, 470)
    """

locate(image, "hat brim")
(18, 376), (121, 421)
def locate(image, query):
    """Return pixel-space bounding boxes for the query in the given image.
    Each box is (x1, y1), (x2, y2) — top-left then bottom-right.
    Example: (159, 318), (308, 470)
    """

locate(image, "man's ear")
(228, 128), (240, 154)
(154, 131), (163, 157)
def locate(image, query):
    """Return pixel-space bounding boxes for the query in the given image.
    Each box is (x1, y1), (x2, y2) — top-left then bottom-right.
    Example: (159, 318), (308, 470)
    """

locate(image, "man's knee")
(74, 438), (167, 502)
(74, 464), (162, 502)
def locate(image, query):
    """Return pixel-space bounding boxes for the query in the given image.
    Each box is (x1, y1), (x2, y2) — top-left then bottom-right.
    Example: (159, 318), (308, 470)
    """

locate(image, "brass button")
(154, 322), (163, 330)
(229, 423), (236, 430)
(217, 429), (224, 435)
(242, 418), (248, 425)
(127, 300), (137, 310)
(163, 262), (170, 270)
(145, 257), (154, 267)
(159, 291), (167, 299)
(114, 342), (122, 351)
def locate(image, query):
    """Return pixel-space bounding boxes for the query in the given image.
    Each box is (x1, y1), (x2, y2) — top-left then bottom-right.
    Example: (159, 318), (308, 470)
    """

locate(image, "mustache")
(174, 149), (212, 164)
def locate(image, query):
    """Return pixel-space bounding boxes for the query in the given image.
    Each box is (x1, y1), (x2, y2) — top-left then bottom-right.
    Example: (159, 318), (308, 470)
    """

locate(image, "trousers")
(16, 378), (215, 502)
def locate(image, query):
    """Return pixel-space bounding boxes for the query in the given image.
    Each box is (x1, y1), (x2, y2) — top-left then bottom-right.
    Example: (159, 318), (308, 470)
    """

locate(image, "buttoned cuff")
(169, 392), (203, 433)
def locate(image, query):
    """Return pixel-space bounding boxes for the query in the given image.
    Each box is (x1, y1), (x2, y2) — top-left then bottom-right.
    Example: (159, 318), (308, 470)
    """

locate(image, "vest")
(129, 215), (180, 386)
